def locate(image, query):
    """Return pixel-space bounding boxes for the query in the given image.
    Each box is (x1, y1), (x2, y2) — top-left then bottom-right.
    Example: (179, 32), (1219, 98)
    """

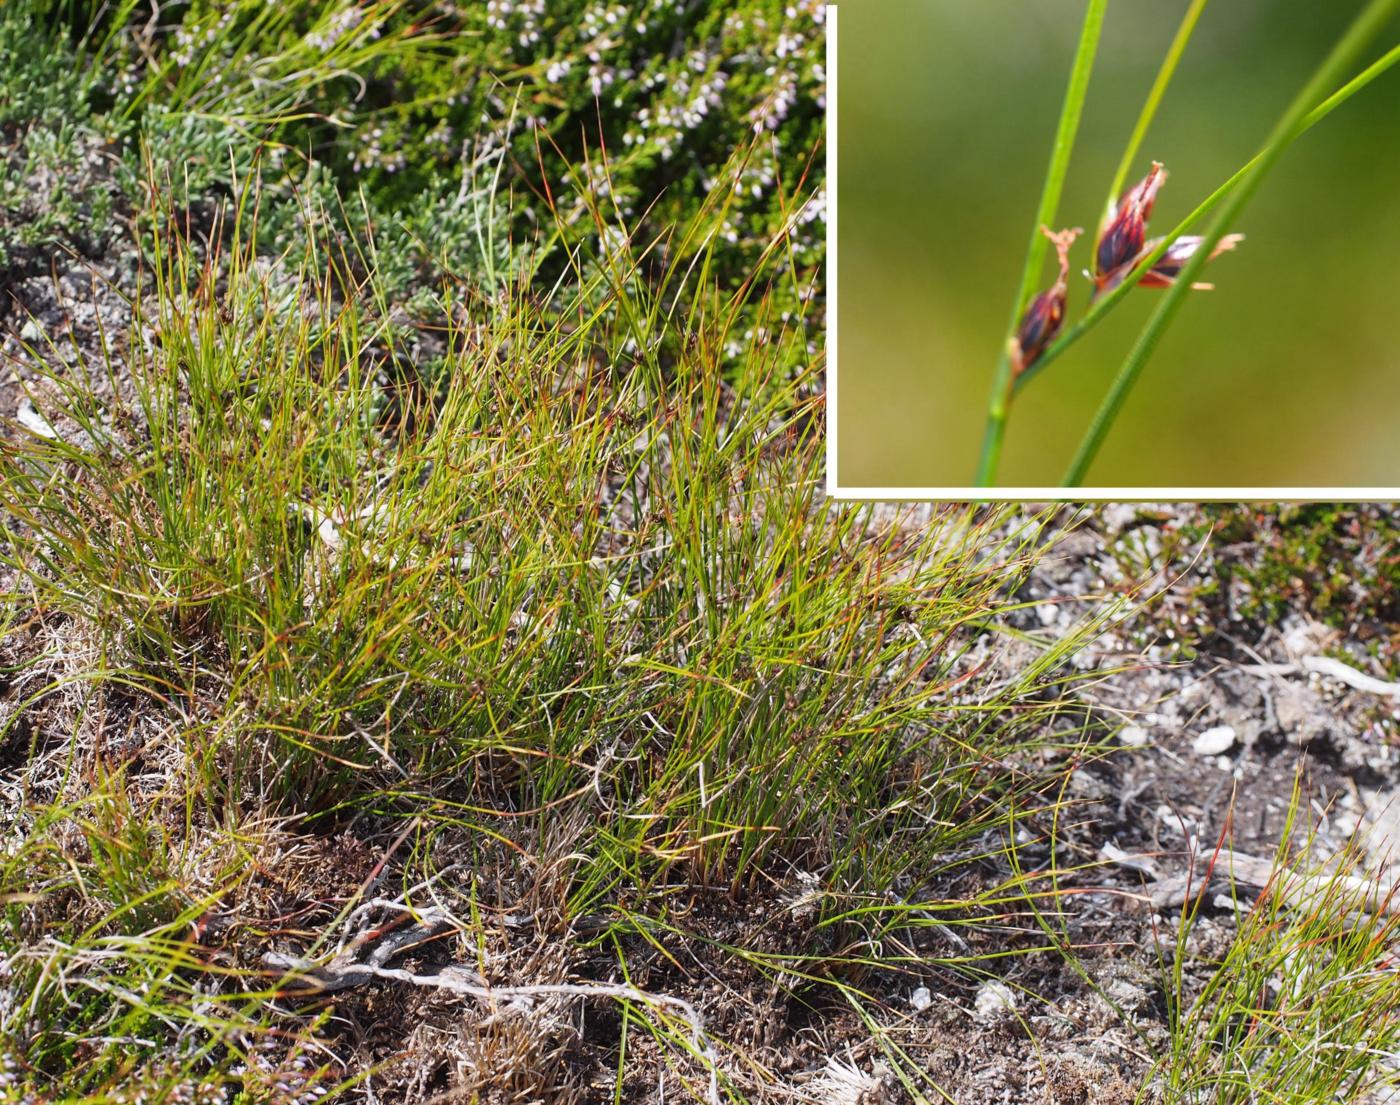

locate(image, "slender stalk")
(1103, 0), (1212, 223)
(1014, 39), (1400, 393)
(974, 0), (1109, 488)
(1062, 0), (1400, 486)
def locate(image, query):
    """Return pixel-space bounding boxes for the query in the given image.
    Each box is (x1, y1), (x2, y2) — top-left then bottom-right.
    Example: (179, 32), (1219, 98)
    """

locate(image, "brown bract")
(1095, 162), (1168, 289)
(1137, 232), (1246, 290)
(1011, 225), (1083, 375)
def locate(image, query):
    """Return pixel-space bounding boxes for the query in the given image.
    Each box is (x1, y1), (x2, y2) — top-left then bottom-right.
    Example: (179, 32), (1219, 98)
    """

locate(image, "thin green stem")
(1014, 38), (1400, 394)
(974, 0), (1109, 488)
(1103, 0), (1212, 223)
(1063, 0), (1400, 486)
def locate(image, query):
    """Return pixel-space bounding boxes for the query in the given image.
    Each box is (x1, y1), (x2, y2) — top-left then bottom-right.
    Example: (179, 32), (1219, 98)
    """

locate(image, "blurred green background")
(836, 0), (1400, 489)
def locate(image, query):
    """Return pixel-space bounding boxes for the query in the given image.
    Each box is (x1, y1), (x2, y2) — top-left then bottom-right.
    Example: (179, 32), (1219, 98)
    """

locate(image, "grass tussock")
(0, 159), (1134, 1101)
(1151, 787), (1400, 1105)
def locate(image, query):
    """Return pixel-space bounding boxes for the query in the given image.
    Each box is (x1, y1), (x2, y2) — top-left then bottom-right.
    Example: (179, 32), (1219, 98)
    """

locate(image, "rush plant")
(0, 155), (1130, 1100)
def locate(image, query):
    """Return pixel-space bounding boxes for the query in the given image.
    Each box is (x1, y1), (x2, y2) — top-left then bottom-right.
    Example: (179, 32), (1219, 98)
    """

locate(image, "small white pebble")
(911, 985), (932, 1012)
(1119, 725), (1150, 747)
(1102, 504), (1137, 532)
(16, 399), (59, 439)
(1192, 725), (1236, 756)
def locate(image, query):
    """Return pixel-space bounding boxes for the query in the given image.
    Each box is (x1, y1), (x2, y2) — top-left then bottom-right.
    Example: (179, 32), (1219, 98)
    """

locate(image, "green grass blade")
(1103, 0), (1212, 222)
(974, 0), (1110, 487)
(1062, 0), (1400, 486)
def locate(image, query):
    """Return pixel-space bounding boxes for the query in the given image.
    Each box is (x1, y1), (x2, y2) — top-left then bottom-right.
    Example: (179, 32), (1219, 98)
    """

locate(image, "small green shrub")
(1185, 505), (1400, 658)
(356, 0), (827, 296)
(17, 0), (825, 329)
(0, 11), (120, 268)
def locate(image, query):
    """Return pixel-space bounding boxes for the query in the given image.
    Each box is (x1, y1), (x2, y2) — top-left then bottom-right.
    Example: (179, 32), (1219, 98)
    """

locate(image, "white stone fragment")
(910, 986), (932, 1012)
(16, 398), (58, 439)
(1101, 503), (1138, 532)
(1119, 725), (1150, 747)
(1192, 725), (1236, 756)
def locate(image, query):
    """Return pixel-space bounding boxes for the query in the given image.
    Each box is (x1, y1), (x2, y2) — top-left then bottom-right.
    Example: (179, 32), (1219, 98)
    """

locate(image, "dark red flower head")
(1094, 162), (1167, 290)
(1011, 226), (1082, 375)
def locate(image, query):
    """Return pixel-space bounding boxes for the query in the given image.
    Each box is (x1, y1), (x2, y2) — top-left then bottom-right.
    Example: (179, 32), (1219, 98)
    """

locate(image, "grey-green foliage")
(1, 2), (537, 317)
(354, 0), (827, 288)
(0, 10), (119, 267)
(246, 144), (525, 302)
(8, 0), (824, 329)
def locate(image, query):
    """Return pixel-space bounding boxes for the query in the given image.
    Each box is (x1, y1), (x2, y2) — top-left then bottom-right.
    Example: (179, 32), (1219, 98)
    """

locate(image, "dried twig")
(262, 949), (722, 1104)
(1103, 845), (1399, 917)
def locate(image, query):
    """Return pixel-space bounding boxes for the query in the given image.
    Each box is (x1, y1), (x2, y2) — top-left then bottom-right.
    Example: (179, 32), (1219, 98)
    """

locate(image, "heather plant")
(355, 1), (826, 300)
(0, 0), (422, 271)
(11, 0), (825, 333)
(974, 0), (1400, 487)
(0, 11), (120, 269)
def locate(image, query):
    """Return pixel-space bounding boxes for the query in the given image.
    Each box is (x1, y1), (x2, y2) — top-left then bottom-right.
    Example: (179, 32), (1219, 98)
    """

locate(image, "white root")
(1239, 654), (1400, 698)
(1301, 655), (1400, 698)
(1103, 845), (1399, 917)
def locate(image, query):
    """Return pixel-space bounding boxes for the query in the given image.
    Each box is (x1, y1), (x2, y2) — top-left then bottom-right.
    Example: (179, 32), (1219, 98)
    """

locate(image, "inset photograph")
(832, 0), (1400, 494)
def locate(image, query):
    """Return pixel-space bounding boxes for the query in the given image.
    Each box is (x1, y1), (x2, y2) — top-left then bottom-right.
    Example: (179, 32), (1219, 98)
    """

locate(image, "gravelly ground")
(841, 503), (1400, 1103)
